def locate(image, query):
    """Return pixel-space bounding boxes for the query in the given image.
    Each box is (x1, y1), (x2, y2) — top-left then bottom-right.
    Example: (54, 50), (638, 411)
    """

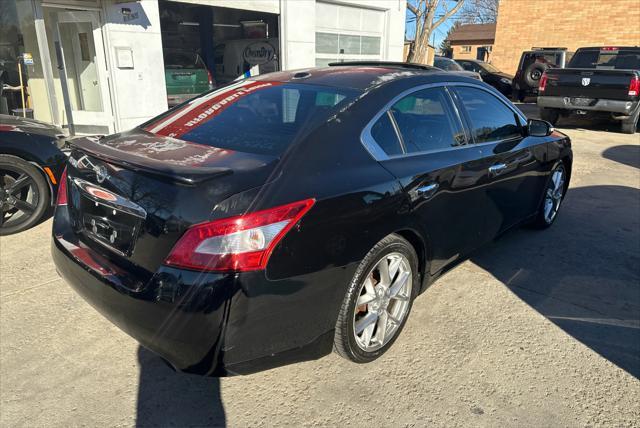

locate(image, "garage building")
(1, 0), (406, 135)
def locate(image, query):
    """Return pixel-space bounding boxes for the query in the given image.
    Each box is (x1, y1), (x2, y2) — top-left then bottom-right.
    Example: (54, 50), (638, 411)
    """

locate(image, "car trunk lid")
(65, 131), (280, 276)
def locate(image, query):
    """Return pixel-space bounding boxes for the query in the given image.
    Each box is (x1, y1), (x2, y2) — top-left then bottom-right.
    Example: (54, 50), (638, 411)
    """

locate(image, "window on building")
(461, 46), (472, 53)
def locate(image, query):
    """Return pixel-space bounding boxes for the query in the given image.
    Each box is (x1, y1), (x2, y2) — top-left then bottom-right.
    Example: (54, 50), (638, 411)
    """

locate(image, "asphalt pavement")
(1, 104), (639, 427)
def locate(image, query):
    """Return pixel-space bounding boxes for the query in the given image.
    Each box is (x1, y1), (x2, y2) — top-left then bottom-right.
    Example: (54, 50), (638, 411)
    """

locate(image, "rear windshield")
(568, 49), (640, 70)
(143, 81), (359, 156)
(164, 50), (206, 69)
(434, 58), (464, 71)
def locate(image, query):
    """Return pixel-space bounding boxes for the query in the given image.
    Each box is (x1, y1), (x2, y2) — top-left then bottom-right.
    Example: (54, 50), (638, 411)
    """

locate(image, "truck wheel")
(540, 108), (560, 126)
(621, 108), (639, 134)
(524, 62), (547, 88)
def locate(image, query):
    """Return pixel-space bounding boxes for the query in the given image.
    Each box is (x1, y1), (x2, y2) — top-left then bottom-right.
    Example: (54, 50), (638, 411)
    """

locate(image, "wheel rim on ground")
(353, 252), (412, 352)
(543, 165), (565, 224)
(0, 167), (40, 230)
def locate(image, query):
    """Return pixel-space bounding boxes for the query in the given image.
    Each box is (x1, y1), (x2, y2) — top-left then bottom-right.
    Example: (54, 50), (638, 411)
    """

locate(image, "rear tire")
(0, 155), (50, 235)
(334, 234), (419, 363)
(540, 107), (560, 126)
(620, 108), (639, 134)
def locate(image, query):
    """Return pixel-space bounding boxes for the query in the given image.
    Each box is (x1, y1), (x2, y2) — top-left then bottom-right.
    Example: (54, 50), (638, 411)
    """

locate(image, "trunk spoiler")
(69, 135), (233, 185)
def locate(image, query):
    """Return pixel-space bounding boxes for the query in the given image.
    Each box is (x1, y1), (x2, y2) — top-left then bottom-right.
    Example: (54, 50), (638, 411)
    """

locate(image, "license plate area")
(70, 178), (147, 257)
(569, 97), (594, 106)
(79, 196), (141, 256)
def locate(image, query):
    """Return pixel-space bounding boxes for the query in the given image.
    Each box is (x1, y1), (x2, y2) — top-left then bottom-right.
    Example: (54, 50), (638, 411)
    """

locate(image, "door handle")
(488, 163), (508, 177)
(416, 183), (439, 199)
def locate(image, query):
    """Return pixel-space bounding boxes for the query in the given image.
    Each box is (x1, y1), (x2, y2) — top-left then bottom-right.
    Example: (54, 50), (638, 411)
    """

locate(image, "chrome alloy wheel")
(543, 165), (566, 224)
(353, 252), (412, 352)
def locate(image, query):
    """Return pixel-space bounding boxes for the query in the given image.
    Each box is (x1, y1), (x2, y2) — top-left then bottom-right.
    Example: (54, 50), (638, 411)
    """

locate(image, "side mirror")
(527, 118), (553, 137)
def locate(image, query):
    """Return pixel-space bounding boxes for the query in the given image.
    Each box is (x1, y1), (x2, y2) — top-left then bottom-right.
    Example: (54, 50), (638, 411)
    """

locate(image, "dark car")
(52, 63), (572, 376)
(1, 114), (68, 235)
(512, 48), (572, 101)
(457, 59), (513, 96)
(433, 56), (482, 80)
(538, 46), (640, 133)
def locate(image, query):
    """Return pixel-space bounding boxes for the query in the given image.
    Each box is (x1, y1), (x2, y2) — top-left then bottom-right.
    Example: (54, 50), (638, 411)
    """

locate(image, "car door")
(362, 86), (490, 274)
(451, 85), (548, 238)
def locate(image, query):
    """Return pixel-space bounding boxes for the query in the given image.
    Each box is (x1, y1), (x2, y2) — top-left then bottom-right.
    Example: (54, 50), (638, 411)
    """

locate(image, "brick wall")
(451, 41), (494, 60)
(492, 0), (640, 74)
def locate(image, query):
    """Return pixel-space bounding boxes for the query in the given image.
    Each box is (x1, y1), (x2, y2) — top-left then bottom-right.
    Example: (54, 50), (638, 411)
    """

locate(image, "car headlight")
(500, 77), (512, 85)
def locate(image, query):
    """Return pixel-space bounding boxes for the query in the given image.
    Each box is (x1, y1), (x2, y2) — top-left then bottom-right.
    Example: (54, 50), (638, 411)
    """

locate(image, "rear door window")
(164, 50), (206, 70)
(454, 86), (522, 143)
(389, 87), (465, 153)
(143, 82), (359, 156)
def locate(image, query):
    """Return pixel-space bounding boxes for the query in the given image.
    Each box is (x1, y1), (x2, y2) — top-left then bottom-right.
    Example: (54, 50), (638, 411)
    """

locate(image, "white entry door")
(55, 10), (113, 133)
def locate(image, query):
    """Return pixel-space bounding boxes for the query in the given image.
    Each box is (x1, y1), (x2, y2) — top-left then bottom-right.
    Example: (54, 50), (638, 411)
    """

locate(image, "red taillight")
(628, 75), (640, 96)
(207, 70), (214, 89)
(539, 72), (548, 92)
(56, 167), (68, 206)
(164, 198), (315, 272)
(601, 46), (618, 51)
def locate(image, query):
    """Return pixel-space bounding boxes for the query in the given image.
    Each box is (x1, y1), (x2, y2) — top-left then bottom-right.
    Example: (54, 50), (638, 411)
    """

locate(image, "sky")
(404, 0), (466, 49)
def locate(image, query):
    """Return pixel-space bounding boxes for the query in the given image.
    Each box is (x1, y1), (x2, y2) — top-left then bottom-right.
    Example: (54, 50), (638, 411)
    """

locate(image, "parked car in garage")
(512, 48), (572, 101)
(1, 114), (68, 235)
(52, 63), (572, 376)
(164, 49), (214, 107)
(538, 46), (640, 133)
(457, 59), (513, 96)
(433, 56), (482, 80)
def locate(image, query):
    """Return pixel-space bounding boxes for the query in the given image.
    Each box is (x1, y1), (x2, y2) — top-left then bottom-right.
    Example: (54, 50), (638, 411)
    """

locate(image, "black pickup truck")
(537, 47), (640, 133)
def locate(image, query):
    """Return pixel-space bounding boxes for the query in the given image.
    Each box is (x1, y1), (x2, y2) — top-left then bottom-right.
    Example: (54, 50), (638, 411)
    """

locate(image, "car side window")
(454, 86), (522, 144)
(370, 112), (403, 156)
(389, 88), (464, 154)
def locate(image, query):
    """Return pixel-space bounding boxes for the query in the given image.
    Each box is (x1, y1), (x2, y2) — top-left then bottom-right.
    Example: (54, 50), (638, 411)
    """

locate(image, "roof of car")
(250, 63), (448, 91)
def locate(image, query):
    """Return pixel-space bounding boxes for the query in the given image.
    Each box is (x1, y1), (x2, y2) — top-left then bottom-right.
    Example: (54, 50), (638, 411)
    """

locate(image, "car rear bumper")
(52, 207), (349, 376)
(537, 96), (639, 115)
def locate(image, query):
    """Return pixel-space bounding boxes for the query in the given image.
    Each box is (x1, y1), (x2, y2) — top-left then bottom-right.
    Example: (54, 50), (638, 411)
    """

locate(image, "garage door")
(315, 2), (384, 67)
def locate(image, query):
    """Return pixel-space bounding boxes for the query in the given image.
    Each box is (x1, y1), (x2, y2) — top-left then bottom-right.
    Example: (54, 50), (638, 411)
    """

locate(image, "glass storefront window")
(0, 0), (49, 121)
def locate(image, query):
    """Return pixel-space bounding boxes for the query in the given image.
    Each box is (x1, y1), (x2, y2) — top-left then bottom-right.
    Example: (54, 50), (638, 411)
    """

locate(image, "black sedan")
(1, 114), (68, 234)
(52, 63), (572, 376)
(457, 59), (514, 97)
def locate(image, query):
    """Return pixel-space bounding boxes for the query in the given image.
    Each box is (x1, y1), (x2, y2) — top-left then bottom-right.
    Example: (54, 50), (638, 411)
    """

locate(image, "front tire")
(0, 155), (50, 235)
(531, 163), (567, 229)
(334, 234), (419, 363)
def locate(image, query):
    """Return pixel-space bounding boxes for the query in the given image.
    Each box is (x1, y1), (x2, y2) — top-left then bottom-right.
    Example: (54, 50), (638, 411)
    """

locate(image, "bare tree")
(406, 0), (465, 63)
(438, 21), (461, 56)
(459, 0), (499, 24)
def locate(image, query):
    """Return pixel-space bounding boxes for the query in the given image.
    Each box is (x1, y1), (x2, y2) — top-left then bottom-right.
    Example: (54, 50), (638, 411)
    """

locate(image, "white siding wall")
(99, 0), (406, 131)
(102, 0), (167, 131)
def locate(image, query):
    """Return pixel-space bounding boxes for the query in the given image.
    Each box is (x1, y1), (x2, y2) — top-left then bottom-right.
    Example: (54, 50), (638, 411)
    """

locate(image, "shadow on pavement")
(472, 185), (640, 378)
(136, 347), (226, 427)
(602, 145), (640, 169)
